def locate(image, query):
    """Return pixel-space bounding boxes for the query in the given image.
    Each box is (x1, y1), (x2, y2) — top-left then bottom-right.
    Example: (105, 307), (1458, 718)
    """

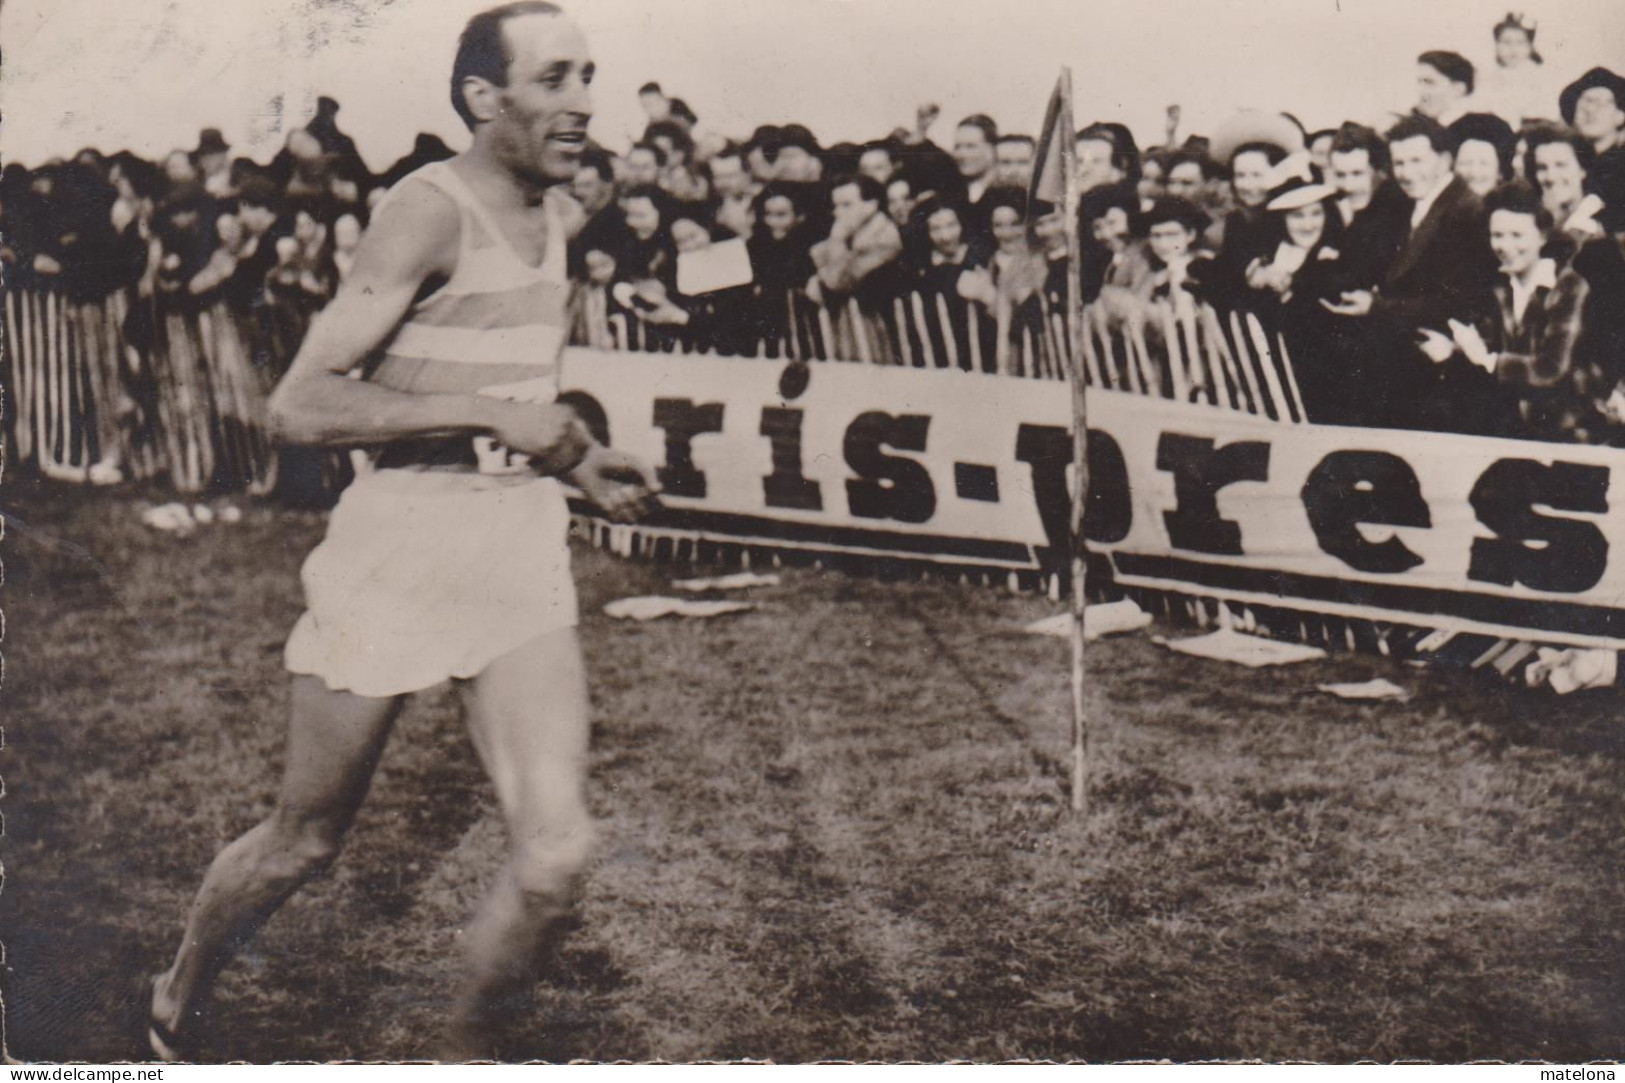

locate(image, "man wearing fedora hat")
(1561, 67), (1625, 232)
(1561, 68), (1625, 158)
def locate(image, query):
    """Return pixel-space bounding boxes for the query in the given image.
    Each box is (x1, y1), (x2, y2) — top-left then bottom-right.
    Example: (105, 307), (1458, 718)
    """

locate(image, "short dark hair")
(957, 114), (998, 145)
(1228, 141), (1288, 175)
(983, 184), (1029, 219)
(1448, 113), (1517, 179)
(1078, 122), (1141, 181)
(1329, 122), (1391, 172)
(236, 175), (282, 212)
(1419, 50), (1475, 95)
(1483, 179), (1553, 231)
(1081, 182), (1142, 236)
(752, 180), (805, 218)
(913, 194), (966, 227)
(1385, 114), (1452, 156)
(638, 81), (663, 96)
(832, 172), (886, 206)
(451, 1), (565, 131)
(1522, 123), (1595, 185)
(578, 146), (614, 182)
(619, 183), (670, 220)
(859, 140), (898, 164)
(644, 120), (694, 159)
(628, 141), (668, 168)
(1165, 149), (1218, 180)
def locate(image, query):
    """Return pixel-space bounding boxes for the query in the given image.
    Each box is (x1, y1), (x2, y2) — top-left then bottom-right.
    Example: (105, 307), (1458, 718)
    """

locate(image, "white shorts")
(284, 469), (578, 697)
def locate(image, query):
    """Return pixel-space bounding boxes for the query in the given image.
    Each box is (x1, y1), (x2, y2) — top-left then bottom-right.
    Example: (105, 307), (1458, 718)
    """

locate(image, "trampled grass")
(2, 480), (1622, 1062)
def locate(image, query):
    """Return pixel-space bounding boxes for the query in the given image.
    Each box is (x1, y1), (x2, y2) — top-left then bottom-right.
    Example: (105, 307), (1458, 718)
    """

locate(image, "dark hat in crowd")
(1559, 67), (1625, 126)
(1144, 196), (1210, 234)
(195, 128), (230, 156)
(1448, 112), (1517, 172)
(745, 124), (784, 157)
(1210, 110), (1305, 167)
(1262, 151), (1337, 211)
(779, 123), (822, 156)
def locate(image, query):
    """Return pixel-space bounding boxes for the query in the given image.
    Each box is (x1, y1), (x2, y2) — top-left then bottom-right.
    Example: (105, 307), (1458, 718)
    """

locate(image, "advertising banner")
(561, 349), (1625, 648)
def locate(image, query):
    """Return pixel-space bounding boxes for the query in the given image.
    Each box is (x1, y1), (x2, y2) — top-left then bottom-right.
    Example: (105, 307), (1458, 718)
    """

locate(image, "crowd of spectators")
(6, 14), (1625, 448)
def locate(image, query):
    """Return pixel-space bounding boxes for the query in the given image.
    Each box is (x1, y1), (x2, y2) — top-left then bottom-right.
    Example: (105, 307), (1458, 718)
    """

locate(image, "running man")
(148, 2), (657, 1061)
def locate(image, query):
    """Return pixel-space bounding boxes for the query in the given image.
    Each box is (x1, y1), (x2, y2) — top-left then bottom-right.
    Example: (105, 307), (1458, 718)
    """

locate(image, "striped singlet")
(366, 159), (573, 478)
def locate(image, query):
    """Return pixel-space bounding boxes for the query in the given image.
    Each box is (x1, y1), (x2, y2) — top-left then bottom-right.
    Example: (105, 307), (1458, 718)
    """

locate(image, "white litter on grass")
(1527, 647), (1617, 694)
(1023, 599), (1152, 641)
(603, 596), (757, 621)
(670, 572), (781, 592)
(141, 502), (244, 534)
(1317, 678), (1410, 702)
(141, 503), (196, 533)
(1159, 627), (1328, 668)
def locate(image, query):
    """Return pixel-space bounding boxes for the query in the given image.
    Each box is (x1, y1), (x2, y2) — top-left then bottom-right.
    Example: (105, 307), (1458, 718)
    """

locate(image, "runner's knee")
(511, 818), (594, 901)
(263, 814), (346, 883)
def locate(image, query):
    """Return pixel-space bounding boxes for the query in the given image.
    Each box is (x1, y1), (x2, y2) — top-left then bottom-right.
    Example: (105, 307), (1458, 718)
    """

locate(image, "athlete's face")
(486, 14), (595, 187)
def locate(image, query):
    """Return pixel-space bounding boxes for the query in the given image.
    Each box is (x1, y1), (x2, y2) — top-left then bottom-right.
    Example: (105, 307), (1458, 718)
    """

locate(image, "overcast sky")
(4, 0), (1622, 170)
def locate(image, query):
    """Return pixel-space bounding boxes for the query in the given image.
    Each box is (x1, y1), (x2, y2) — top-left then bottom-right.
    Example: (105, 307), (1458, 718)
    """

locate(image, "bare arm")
(266, 180), (537, 449)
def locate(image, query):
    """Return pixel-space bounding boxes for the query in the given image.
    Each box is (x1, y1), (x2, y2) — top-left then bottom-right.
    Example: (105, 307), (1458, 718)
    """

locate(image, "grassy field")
(3, 478), (1623, 1063)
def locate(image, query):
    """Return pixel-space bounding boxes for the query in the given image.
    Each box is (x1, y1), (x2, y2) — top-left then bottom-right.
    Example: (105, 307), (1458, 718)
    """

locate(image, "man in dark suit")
(1327, 122), (1409, 289)
(1322, 115), (1497, 429)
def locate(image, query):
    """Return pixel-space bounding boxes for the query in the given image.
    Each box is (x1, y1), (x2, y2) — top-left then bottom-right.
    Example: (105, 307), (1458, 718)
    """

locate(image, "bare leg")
(442, 628), (593, 1060)
(151, 676), (404, 1045)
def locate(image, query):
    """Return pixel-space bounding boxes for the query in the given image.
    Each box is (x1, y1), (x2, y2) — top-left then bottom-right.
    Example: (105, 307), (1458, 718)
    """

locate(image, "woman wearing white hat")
(1244, 152), (1364, 422)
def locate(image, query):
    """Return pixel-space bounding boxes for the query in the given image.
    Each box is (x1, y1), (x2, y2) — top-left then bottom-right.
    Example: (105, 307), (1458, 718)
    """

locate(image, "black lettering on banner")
(1157, 433), (1271, 555)
(759, 407), (824, 511)
(651, 398), (725, 498)
(1014, 424), (1131, 557)
(844, 411), (936, 524)
(1302, 450), (1430, 574)
(1467, 458), (1610, 594)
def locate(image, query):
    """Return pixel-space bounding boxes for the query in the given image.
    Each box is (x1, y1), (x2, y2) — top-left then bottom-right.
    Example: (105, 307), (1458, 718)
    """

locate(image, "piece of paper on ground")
(670, 572), (781, 592)
(1160, 627), (1328, 668)
(1316, 678), (1410, 701)
(1024, 599), (1152, 641)
(604, 596), (757, 621)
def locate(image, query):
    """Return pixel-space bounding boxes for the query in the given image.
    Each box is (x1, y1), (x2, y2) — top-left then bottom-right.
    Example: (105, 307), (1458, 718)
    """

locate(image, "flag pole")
(1058, 67), (1090, 815)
